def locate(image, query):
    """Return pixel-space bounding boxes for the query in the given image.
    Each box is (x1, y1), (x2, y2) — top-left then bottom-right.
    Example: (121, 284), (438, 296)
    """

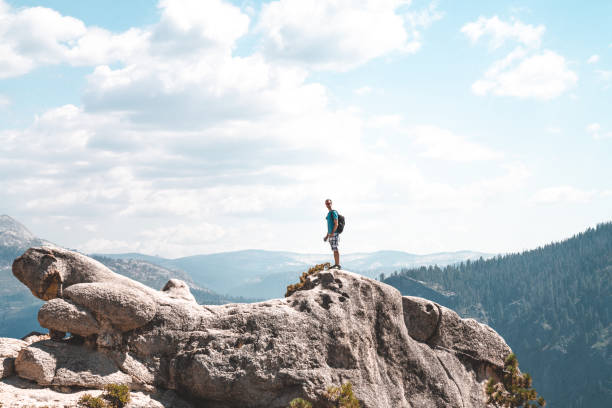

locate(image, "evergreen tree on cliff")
(486, 353), (545, 407)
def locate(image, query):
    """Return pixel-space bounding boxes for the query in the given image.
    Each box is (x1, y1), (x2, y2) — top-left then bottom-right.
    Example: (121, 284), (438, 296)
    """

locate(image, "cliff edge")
(1, 246), (512, 407)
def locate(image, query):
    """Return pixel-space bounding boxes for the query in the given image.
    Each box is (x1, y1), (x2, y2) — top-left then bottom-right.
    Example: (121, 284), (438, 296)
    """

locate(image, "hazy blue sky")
(1, 0), (610, 257)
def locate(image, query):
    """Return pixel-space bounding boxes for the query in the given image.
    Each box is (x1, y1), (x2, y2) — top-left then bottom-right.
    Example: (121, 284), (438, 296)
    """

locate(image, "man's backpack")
(336, 212), (345, 234)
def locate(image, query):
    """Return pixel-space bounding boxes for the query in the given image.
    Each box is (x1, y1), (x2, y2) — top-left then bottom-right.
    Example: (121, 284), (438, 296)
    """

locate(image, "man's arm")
(324, 215), (329, 240)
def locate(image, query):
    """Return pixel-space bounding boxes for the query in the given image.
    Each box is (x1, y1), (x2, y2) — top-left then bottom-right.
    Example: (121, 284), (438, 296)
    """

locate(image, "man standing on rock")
(324, 199), (341, 269)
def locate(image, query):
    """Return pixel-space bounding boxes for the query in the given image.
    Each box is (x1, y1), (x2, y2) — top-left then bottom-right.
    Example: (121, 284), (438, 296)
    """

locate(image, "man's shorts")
(329, 233), (339, 251)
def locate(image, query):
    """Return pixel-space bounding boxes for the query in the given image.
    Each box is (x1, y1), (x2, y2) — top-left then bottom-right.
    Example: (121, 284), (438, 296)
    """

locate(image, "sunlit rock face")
(4, 247), (511, 407)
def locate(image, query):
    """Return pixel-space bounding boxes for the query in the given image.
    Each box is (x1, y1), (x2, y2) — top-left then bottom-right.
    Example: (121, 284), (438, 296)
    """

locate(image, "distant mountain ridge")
(91, 255), (257, 305)
(0, 215), (52, 259)
(0, 216), (253, 337)
(1, 215), (487, 334)
(97, 249), (492, 298)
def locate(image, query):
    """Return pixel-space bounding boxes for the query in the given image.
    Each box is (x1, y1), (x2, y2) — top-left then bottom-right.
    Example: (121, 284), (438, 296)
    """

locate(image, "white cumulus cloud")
(152, 0), (250, 55)
(58, 0), (334, 130)
(257, 0), (440, 71)
(461, 15), (545, 49)
(586, 122), (612, 140)
(472, 49), (577, 100)
(0, 0), (148, 77)
(463, 16), (577, 100)
(587, 54), (600, 64)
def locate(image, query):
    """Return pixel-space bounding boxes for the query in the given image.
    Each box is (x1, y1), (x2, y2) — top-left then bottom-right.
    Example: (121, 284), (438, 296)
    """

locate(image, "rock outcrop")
(0, 338), (26, 379)
(2, 246), (513, 407)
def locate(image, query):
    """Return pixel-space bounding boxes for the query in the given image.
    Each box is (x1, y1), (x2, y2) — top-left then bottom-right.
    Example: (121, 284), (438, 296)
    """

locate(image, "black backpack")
(336, 212), (345, 234)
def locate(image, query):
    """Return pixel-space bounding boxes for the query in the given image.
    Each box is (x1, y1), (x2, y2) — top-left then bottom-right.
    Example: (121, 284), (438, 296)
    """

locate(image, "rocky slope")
(1, 246), (512, 407)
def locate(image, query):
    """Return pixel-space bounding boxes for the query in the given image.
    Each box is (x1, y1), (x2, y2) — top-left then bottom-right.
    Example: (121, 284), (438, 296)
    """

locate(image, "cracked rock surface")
(3, 246), (512, 407)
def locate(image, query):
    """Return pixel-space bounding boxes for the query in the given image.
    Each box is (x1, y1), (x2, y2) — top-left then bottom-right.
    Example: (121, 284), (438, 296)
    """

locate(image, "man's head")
(325, 199), (332, 210)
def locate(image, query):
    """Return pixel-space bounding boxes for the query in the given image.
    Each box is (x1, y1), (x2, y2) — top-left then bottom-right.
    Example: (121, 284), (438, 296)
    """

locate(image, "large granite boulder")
(7, 247), (512, 407)
(402, 296), (509, 368)
(15, 339), (133, 388)
(12, 246), (161, 300)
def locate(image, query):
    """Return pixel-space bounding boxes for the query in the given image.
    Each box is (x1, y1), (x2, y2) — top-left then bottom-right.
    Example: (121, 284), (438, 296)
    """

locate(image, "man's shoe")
(331, 264), (342, 269)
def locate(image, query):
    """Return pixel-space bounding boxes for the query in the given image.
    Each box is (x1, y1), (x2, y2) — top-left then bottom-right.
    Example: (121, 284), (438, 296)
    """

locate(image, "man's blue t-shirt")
(326, 210), (338, 234)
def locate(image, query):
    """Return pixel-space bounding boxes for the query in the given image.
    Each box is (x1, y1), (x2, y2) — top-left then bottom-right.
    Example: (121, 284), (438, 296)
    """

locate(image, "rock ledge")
(2, 247), (512, 407)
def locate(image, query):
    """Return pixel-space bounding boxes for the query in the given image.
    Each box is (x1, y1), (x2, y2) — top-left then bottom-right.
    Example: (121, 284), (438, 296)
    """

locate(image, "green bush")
(486, 353), (545, 407)
(324, 382), (360, 408)
(289, 397), (313, 408)
(78, 394), (108, 408)
(103, 383), (131, 408)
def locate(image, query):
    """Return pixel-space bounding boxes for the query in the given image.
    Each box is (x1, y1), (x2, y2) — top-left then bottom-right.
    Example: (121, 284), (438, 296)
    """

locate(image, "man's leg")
(329, 234), (340, 267)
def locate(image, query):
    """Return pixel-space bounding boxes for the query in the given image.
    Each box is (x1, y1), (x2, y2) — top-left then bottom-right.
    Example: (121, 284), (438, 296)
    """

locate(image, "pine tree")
(485, 353), (545, 407)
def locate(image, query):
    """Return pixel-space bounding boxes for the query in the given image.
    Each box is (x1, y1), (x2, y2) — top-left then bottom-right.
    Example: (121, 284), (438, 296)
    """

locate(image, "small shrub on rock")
(78, 394), (108, 408)
(486, 353), (545, 407)
(324, 382), (360, 408)
(103, 383), (131, 408)
(286, 263), (330, 297)
(289, 397), (313, 408)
